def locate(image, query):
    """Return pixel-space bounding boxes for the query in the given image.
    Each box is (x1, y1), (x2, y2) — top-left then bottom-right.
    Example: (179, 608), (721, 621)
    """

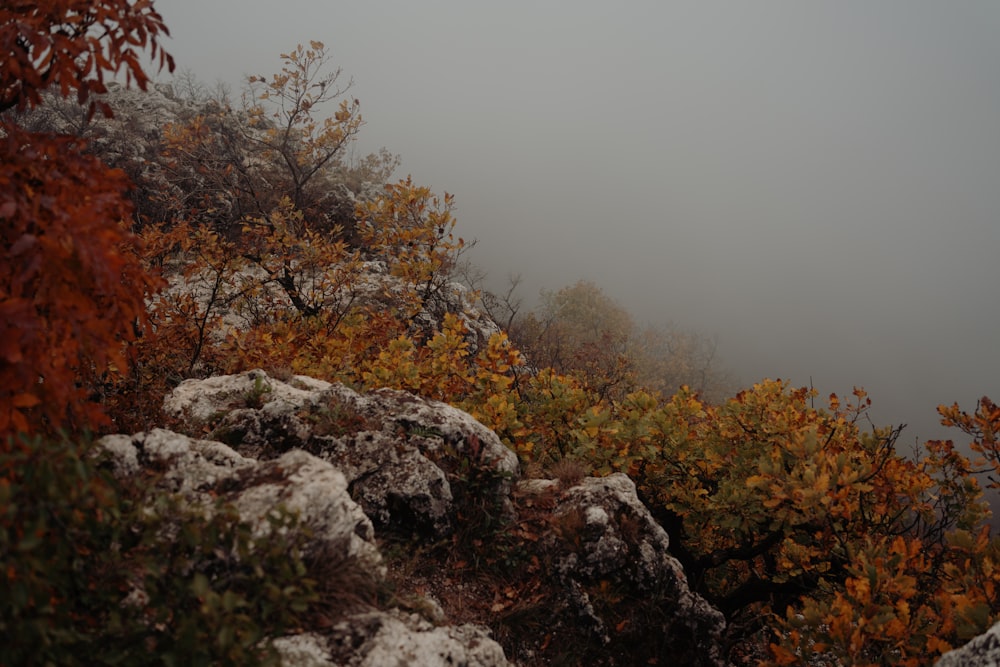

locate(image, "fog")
(154, 0), (1000, 445)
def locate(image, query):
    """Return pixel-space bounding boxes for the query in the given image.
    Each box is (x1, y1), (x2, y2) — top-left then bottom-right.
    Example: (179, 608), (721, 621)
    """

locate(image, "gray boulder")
(163, 369), (519, 537)
(96, 427), (508, 665)
(272, 626), (508, 667)
(97, 428), (381, 570)
(516, 473), (726, 666)
(327, 610), (509, 667)
(936, 622), (1000, 667)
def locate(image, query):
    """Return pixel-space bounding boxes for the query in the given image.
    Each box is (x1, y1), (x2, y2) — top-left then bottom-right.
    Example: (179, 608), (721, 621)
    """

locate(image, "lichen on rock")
(162, 369), (519, 538)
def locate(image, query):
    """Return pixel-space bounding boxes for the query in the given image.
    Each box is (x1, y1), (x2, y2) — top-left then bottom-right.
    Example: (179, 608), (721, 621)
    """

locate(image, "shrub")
(0, 0), (172, 437)
(0, 432), (332, 666)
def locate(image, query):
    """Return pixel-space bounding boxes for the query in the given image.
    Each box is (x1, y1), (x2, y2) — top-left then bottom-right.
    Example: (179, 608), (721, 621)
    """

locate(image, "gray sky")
(153, 1), (1000, 444)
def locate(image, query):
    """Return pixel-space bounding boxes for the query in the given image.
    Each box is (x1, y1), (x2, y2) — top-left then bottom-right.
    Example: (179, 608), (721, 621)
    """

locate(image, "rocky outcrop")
(935, 621), (1000, 667)
(163, 369), (519, 538)
(96, 424), (510, 667)
(96, 370), (726, 664)
(515, 475), (726, 666)
(97, 428), (381, 570)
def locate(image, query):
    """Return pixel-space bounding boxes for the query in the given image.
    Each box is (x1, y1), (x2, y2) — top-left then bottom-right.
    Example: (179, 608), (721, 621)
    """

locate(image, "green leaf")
(191, 572), (210, 598)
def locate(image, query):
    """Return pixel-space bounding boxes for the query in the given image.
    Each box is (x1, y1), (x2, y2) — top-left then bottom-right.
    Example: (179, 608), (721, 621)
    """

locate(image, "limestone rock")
(162, 368), (331, 431)
(328, 610), (509, 667)
(163, 370), (519, 537)
(96, 428), (380, 570)
(98, 427), (255, 493)
(518, 473), (726, 666)
(272, 634), (337, 667)
(935, 621), (1000, 667)
(95, 424), (510, 665)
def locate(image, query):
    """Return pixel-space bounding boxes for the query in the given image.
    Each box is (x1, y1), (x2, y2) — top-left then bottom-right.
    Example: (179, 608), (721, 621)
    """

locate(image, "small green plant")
(243, 375), (273, 409)
(447, 451), (521, 572)
(402, 423), (445, 440)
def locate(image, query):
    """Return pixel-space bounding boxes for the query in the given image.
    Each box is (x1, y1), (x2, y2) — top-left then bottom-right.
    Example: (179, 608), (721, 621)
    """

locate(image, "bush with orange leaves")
(767, 398), (1000, 666)
(490, 374), (999, 664)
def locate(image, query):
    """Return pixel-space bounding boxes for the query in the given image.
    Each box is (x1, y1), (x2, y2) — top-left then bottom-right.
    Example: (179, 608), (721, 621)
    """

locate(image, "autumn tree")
(0, 0), (172, 116)
(633, 322), (734, 403)
(243, 41), (362, 217)
(95, 41), (474, 431)
(513, 280), (636, 400)
(765, 396), (1000, 665)
(0, 0), (173, 435)
(149, 41), (379, 242)
(219, 178), (474, 378)
(511, 280), (731, 402)
(154, 95), (261, 232)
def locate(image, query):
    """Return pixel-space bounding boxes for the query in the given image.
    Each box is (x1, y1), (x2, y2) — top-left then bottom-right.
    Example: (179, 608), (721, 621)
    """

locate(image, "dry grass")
(547, 458), (587, 489)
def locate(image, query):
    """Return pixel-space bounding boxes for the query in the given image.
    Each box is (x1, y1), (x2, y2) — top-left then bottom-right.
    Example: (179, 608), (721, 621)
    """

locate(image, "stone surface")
(98, 427), (257, 493)
(936, 621), (1000, 667)
(163, 369), (519, 537)
(162, 368), (331, 429)
(518, 473), (727, 666)
(328, 610), (509, 667)
(96, 428), (381, 570)
(272, 634), (337, 667)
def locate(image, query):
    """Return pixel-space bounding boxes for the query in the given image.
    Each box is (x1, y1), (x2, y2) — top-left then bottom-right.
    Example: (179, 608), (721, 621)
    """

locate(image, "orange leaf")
(11, 394), (40, 408)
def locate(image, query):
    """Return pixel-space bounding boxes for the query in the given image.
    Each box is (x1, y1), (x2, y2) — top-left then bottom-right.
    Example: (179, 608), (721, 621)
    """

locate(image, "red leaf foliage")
(0, 126), (162, 434)
(0, 0), (172, 436)
(0, 0), (173, 115)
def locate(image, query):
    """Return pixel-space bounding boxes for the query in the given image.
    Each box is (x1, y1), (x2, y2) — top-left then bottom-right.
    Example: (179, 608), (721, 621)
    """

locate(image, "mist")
(153, 0), (1000, 445)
